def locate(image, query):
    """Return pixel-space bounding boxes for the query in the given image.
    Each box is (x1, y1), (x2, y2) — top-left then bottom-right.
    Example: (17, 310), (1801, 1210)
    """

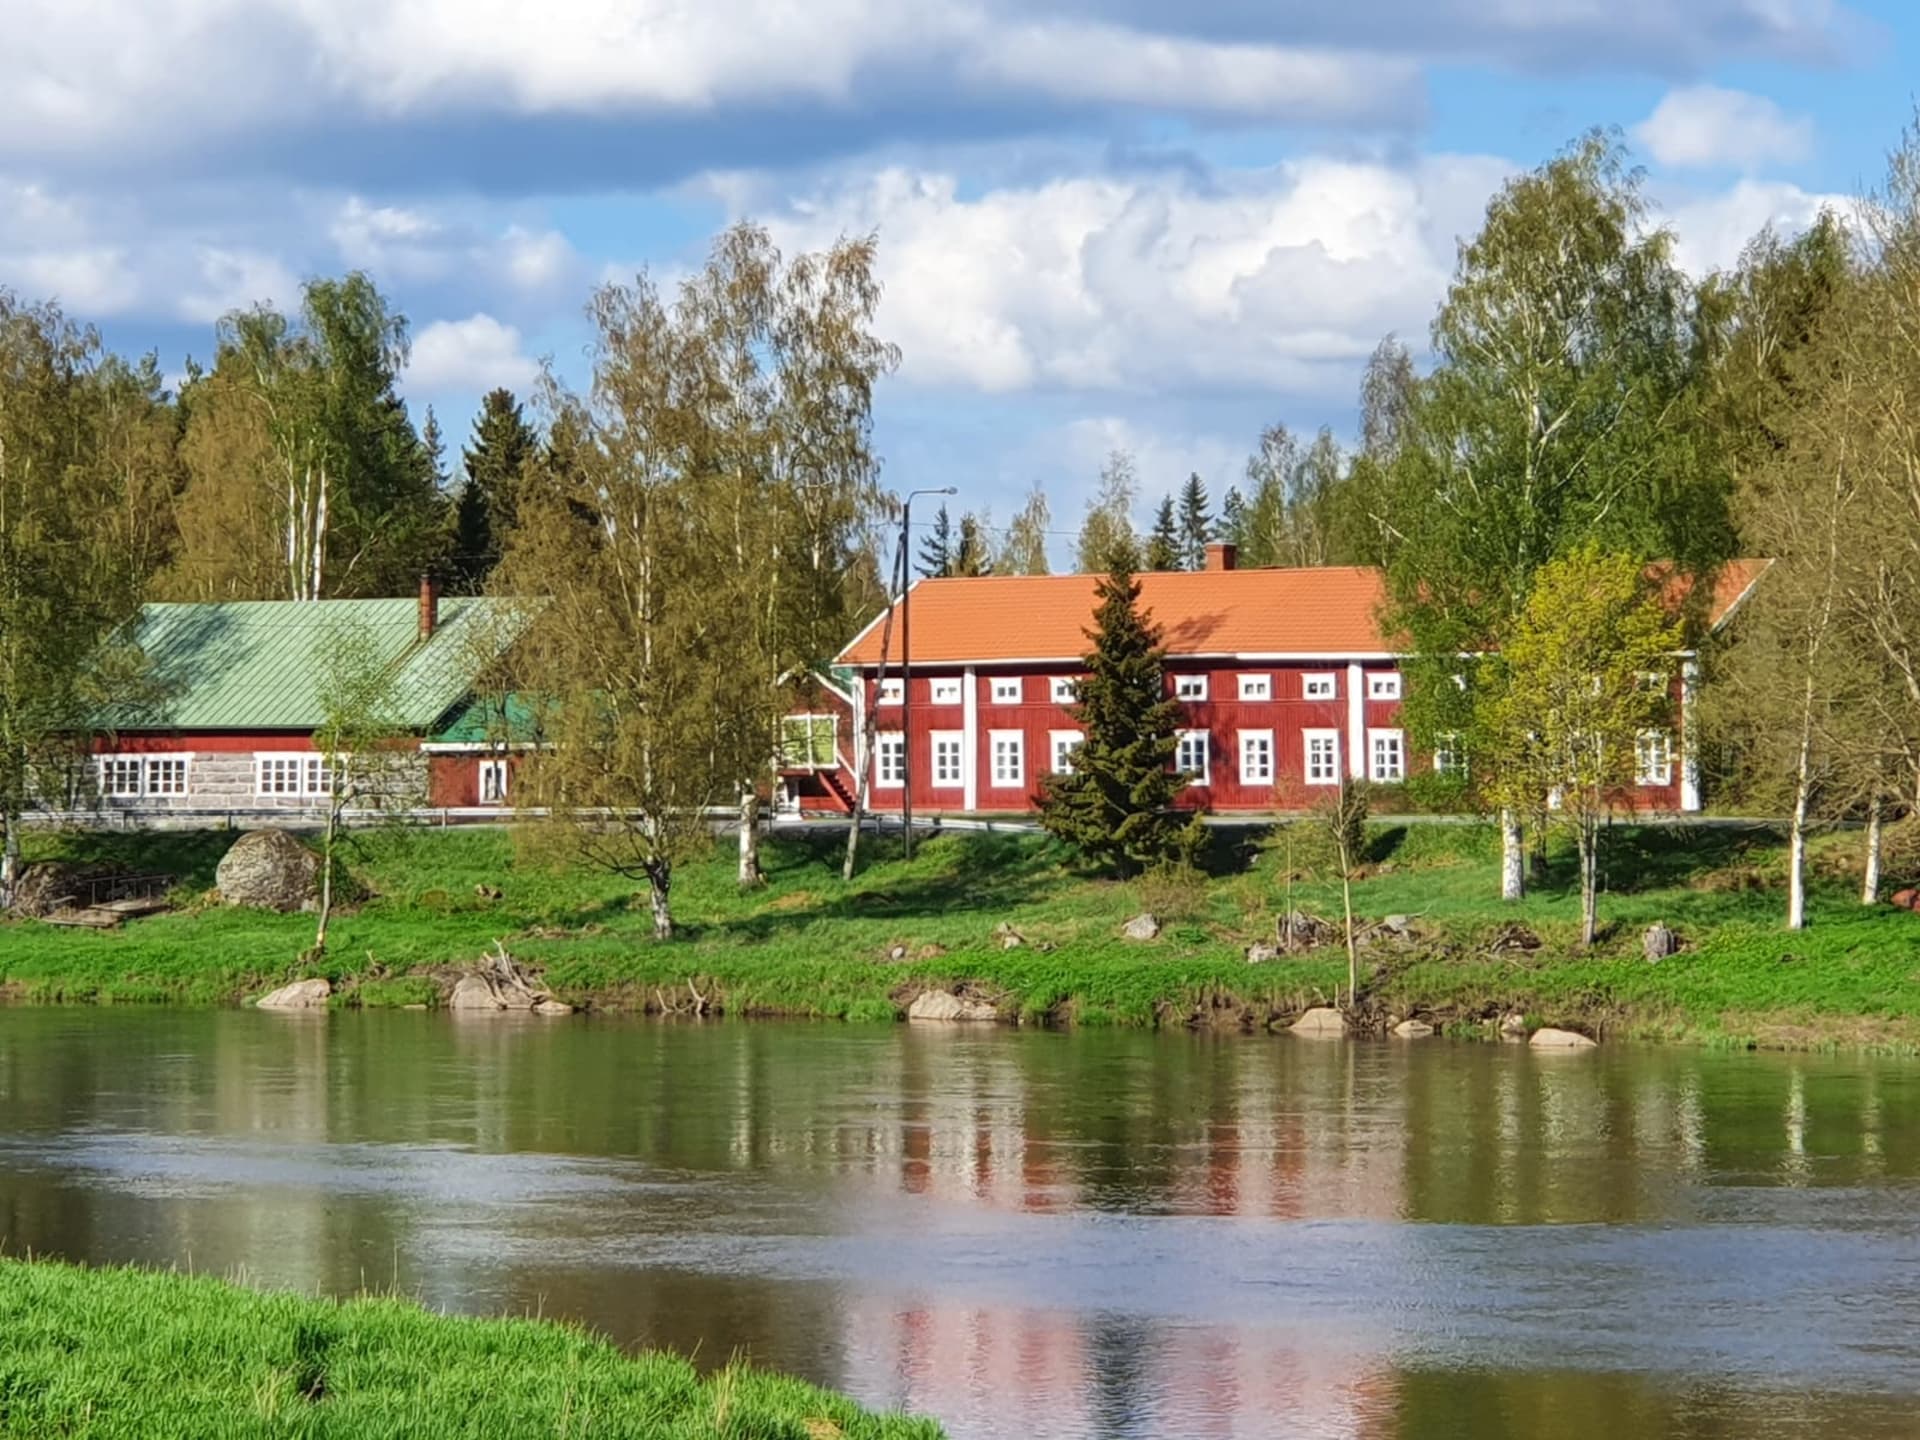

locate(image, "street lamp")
(900, 486), (956, 861)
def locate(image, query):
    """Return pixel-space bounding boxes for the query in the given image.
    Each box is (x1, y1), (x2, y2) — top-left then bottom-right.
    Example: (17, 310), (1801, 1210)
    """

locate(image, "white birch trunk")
(1862, 796), (1883, 906)
(1500, 809), (1525, 902)
(0, 814), (19, 911)
(738, 788), (764, 888)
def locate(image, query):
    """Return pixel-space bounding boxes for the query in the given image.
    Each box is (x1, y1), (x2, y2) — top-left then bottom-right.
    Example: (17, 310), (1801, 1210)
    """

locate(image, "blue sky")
(5, 0), (1914, 565)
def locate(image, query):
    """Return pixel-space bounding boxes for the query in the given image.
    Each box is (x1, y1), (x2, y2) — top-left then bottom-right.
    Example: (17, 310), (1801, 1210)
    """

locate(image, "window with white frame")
(98, 756), (144, 798)
(990, 731), (1025, 787)
(1304, 730), (1340, 785)
(875, 732), (906, 787)
(929, 677), (963, 705)
(478, 759), (509, 804)
(1050, 676), (1078, 704)
(1239, 730), (1274, 785)
(97, 755), (182, 798)
(1174, 674), (1209, 701)
(877, 677), (905, 704)
(1176, 729), (1210, 784)
(253, 754), (334, 799)
(1238, 673), (1272, 701)
(304, 756), (334, 797)
(990, 677), (1023, 704)
(1049, 730), (1083, 774)
(931, 732), (965, 787)
(1434, 733), (1466, 778)
(147, 757), (189, 795)
(1303, 673), (1338, 700)
(1368, 672), (1403, 700)
(1369, 728), (1405, 783)
(1636, 730), (1673, 786)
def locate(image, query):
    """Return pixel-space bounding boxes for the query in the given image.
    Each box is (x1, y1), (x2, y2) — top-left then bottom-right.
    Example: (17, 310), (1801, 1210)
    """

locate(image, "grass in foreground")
(0, 1257), (941, 1439)
(5, 819), (1920, 1048)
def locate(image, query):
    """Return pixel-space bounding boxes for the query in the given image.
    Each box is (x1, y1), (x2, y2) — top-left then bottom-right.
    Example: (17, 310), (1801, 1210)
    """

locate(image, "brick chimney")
(1203, 542), (1237, 572)
(418, 573), (440, 640)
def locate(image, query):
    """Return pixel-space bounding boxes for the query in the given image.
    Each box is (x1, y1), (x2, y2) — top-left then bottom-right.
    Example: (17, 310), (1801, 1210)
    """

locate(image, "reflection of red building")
(804, 549), (1768, 817)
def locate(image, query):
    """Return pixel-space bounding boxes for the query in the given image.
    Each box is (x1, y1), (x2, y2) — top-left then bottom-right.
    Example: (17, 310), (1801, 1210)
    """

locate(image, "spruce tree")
(453, 388), (537, 593)
(1039, 558), (1204, 876)
(953, 512), (993, 576)
(1219, 486), (1247, 552)
(1177, 472), (1212, 569)
(918, 504), (954, 577)
(1146, 495), (1180, 570)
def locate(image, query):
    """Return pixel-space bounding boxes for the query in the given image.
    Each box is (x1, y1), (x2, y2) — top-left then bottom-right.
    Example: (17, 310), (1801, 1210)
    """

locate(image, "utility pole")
(900, 486), (955, 862)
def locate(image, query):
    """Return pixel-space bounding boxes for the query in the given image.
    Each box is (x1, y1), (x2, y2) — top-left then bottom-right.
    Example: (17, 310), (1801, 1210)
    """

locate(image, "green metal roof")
(113, 597), (534, 731)
(430, 691), (546, 745)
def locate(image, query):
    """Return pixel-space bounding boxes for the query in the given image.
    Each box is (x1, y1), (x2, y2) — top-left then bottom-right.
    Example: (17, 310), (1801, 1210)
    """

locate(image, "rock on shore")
(1530, 1027), (1598, 1050)
(907, 990), (999, 1022)
(1290, 1007), (1348, 1037)
(256, 977), (331, 1009)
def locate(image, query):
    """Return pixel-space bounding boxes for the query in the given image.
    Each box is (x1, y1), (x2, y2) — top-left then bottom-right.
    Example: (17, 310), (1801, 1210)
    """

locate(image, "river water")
(2, 1010), (1918, 1438)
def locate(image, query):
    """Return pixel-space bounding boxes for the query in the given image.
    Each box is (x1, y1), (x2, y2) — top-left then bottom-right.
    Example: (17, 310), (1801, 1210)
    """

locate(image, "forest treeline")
(6, 122), (1920, 933)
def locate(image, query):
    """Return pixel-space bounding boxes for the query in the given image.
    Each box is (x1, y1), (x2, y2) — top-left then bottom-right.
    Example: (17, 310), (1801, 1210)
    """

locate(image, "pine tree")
(1038, 558), (1204, 876)
(1219, 486), (1247, 552)
(953, 511), (993, 576)
(1146, 495), (1180, 570)
(453, 388), (537, 594)
(1176, 472), (1212, 569)
(918, 504), (955, 578)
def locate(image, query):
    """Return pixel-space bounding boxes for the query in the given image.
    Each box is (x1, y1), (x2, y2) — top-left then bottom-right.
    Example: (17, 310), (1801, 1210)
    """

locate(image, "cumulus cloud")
(1635, 86), (1815, 171)
(405, 313), (540, 392)
(1661, 178), (1850, 276)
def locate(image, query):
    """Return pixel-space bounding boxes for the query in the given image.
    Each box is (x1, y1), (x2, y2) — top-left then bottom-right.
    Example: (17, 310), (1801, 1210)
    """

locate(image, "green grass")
(6, 818), (1920, 1048)
(0, 1257), (941, 1438)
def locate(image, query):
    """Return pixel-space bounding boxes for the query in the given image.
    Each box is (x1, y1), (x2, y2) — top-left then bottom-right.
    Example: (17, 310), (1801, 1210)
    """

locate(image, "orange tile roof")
(838, 559), (1771, 667)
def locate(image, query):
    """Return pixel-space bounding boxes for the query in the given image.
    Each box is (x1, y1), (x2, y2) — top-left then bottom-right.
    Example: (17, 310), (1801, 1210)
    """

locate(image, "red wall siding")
(92, 731), (320, 753)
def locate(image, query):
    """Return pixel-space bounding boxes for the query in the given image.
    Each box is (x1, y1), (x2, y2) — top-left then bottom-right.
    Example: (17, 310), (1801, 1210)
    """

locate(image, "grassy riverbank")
(0, 1257), (940, 1438)
(4, 819), (1920, 1049)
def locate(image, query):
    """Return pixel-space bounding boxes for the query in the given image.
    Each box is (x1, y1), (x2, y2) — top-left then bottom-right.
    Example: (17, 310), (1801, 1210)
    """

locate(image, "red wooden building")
(800, 545), (1769, 818)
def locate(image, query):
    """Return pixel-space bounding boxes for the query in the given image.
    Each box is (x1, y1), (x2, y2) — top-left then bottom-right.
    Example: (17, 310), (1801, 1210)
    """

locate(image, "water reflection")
(2, 1010), (1919, 1438)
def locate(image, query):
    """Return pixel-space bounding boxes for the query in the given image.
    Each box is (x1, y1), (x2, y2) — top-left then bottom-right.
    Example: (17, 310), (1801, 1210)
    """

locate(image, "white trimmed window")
(931, 732), (965, 787)
(989, 731), (1025, 787)
(1303, 673), (1338, 700)
(254, 753), (334, 799)
(875, 732), (906, 787)
(1636, 731), (1673, 786)
(1304, 730), (1340, 786)
(1368, 673), (1402, 701)
(1176, 730), (1210, 784)
(1239, 730), (1274, 785)
(877, 677), (905, 705)
(147, 757), (189, 795)
(929, 677), (962, 705)
(1238, 673), (1272, 701)
(990, 677), (1023, 704)
(1434, 734), (1466, 778)
(1174, 674), (1209, 701)
(1050, 676), (1078, 704)
(97, 756), (149, 798)
(1369, 728), (1405, 783)
(1049, 730), (1083, 774)
(478, 760), (509, 804)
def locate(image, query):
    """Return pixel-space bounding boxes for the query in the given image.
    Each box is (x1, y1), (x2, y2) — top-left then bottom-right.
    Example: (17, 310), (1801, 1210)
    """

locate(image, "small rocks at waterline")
(1530, 1027), (1598, 1050)
(532, 999), (574, 1016)
(1393, 1018), (1434, 1039)
(907, 990), (999, 1023)
(1290, 1007), (1348, 1037)
(1122, 913), (1161, 942)
(1245, 942), (1280, 965)
(1643, 923), (1677, 963)
(448, 974), (509, 1011)
(1499, 1012), (1529, 1040)
(255, 977), (331, 1010)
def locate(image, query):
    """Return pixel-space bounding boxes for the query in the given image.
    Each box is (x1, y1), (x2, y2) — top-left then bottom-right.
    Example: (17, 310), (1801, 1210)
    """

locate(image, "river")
(1, 1009), (1917, 1438)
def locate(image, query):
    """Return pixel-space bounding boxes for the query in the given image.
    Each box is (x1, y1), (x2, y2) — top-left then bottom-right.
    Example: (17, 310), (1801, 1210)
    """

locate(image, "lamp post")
(900, 486), (956, 861)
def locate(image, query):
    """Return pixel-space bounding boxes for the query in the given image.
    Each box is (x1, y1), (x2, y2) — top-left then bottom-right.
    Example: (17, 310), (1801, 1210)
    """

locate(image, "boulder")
(1530, 1027), (1598, 1050)
(256, 977), (331, 1010)
(1290, 1006), (1348, 1037)
(1643, 923), (1677, 962)
(447, 975), (507, 1011)
(1892, 889), (1920, 912)
(9, 862), (122, 918)
(215, 830), (320, 912)
(1121, 913), (1161, 942)
(1393, 1018), (1434, 1039)
(907, 990), (999, 1022)
(1245, 942), (1280, 965)
(532, 999), (575, 1017)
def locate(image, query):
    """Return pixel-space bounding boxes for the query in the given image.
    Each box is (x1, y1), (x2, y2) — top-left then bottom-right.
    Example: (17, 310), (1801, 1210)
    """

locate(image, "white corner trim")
(1346, 661), (1365, 779)
(1680, 658), (1702, 812)
(961, 665), (978, 811)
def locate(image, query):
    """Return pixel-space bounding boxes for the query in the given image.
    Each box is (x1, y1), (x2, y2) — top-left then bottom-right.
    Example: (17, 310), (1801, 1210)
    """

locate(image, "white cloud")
(405, 313), (539, 392)
(1662, 178), (1849, 276)
(175, 248), (303, 323)
(1634, 85), (1814, 171)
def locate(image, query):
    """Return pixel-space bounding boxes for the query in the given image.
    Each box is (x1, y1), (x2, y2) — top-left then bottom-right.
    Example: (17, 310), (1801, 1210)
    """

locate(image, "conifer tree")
(1039, 558), (1203, 875)
(1218, 486), (1247, 552)
(1176, 472), (1212, 569)
(1146, 495), (1180, 570)
(918, 504), (955, 578)
(953, 511), (993, 576)
(452, 388), (537, 593)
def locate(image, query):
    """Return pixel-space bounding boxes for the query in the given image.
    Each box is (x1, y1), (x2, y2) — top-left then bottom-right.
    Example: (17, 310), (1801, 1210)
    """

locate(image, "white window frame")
(1050, 676), (1078, 704)
(1176, 729), (1210, 785)
(989, 677), (1023, 704)
(1049, 730), (1083, 775)
(1239, 729), (1274, 785)
(876, 677), (905, 705)
(989, 730), (1025, 788)
(1303, 729), (1341, 786)
(97, 755), (152, 798)
(930, 731), (965, 788)
(929, 677), (963, 705)
(254, 752), (334, 799)
(1238, 673), (1272, 701)
(1434, 733), (1466, 778)
(1368, 728), (1406, 783)
(874, 731), (906, 788)
(1636, 730), (1673, 787)
(1173, 674), (1209, 702)
(478, 759), (509, 804)
(1367, 672), (1403, 701)
(145, 756), (190, 796)
(1303, 673), (1338, 700)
